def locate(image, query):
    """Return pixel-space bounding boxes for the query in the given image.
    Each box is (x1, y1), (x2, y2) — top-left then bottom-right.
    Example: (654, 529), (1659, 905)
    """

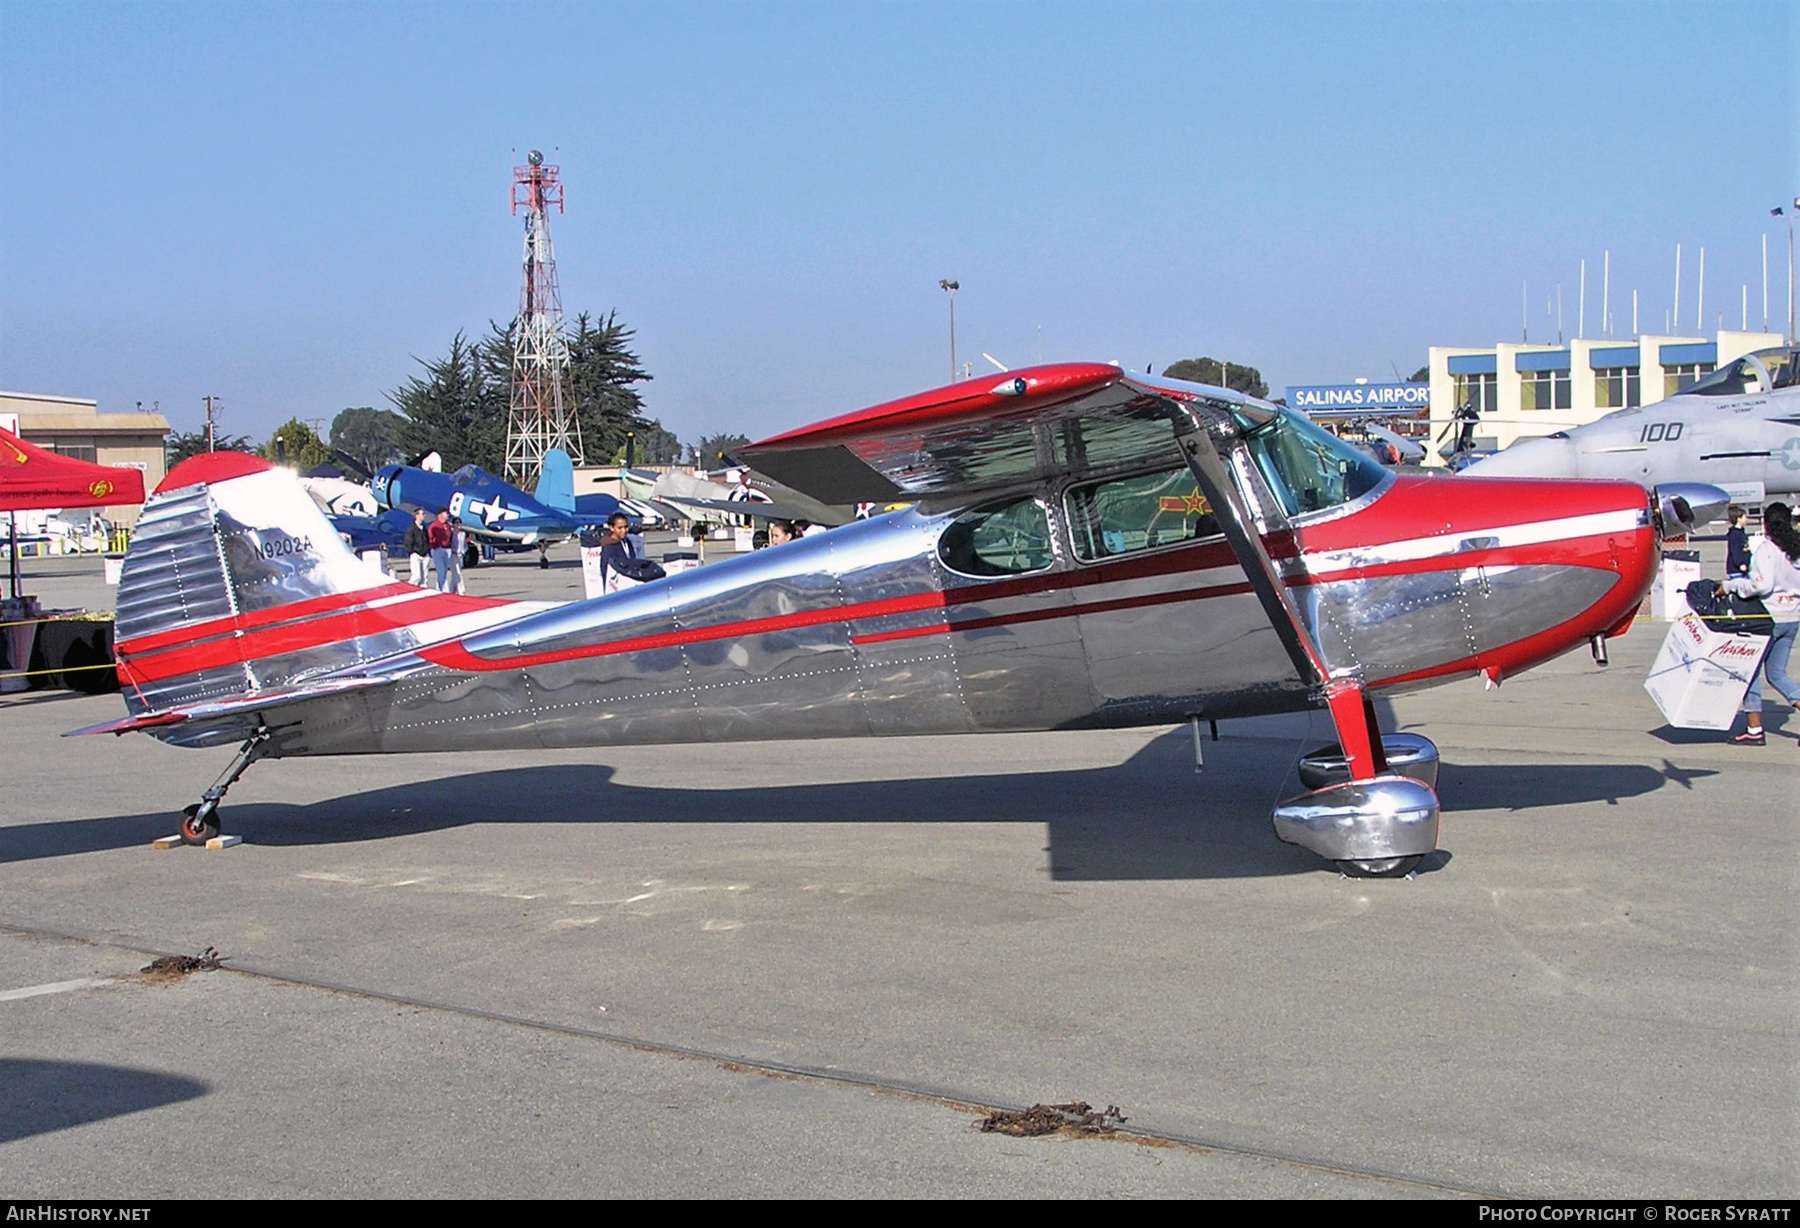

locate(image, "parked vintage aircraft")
(76, 364), (1686, 876)
(372, 449), (618, 560)
(1463, 345), (1800, 501)
(1333, 420), (1427, 467)
(620, 465), (849, 529)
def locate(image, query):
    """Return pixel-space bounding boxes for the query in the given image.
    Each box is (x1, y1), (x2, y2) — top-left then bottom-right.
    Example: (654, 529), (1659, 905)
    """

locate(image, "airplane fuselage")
(126, 464), (1655, 761)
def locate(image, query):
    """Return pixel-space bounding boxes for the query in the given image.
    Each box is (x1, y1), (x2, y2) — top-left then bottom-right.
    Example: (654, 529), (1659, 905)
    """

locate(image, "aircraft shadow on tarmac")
(0, 1058), (209, 1144)
(2, 728), (1717, 879)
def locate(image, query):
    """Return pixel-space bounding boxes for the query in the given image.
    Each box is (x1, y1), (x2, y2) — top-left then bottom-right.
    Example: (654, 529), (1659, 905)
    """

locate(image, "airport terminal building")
(1, 391), (169, 525)
(1422, 328), (1786, 465)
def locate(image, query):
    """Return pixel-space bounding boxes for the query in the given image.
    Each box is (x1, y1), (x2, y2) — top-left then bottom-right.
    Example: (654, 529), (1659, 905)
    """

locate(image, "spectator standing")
(447, 516), (468, 595)
(1725, 505), (1751, 577)
(1724, 501), (1800, 745)
(598, 512), (637, 591)
(427, 509), (454, 592)
(404, 508), (431, 587)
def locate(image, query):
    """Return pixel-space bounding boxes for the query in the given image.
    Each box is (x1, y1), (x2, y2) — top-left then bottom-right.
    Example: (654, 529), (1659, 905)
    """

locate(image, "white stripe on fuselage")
(1296, 507), (1647, 576)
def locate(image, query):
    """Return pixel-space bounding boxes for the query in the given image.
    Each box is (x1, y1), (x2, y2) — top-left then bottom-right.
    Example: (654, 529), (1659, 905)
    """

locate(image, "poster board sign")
(1644, 613), (1767, 730)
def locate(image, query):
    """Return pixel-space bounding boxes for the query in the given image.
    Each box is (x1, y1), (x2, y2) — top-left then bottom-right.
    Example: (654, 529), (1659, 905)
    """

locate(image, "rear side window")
(937, 496), (1055, 576)
(1064, 466), (1221, 562)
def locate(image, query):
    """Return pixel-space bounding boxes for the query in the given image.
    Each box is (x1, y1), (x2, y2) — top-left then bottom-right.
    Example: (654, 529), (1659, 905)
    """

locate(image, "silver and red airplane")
(76, 363), (1694, 875)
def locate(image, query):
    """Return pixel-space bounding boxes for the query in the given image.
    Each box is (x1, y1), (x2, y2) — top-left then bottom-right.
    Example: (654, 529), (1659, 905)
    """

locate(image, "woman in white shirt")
(1724, 502), (1800, 745)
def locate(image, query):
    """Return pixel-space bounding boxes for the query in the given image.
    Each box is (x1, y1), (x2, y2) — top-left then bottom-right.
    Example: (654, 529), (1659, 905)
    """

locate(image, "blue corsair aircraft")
(326, 507), (416, 556)
(372, 450), (620, 560)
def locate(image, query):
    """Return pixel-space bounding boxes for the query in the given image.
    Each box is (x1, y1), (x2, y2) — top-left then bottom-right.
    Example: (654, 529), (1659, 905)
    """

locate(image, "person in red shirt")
(427, 509), (454, 592)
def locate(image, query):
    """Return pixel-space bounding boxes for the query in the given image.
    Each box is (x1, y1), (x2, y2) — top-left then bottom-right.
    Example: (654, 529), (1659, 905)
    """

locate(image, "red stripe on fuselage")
(427, 531), (1622, 671)
(118, 581), (420, 655)
(850, 578), (1258, 645)
(120, 590), (513, 683)
(416, 590), (954, 673)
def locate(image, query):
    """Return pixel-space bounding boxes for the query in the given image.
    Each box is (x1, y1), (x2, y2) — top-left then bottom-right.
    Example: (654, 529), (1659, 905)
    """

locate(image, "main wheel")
(1337, 855), (1421, 878)
(179, 803), (220, 846)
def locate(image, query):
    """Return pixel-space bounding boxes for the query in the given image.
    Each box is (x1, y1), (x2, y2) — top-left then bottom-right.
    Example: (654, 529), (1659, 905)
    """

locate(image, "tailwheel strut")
(178, 726), (272, 846)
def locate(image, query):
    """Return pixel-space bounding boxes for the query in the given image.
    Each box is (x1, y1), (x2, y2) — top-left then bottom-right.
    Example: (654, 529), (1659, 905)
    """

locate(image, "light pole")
(1782, 200), (1798, 345)
(939, 279), (959, 382)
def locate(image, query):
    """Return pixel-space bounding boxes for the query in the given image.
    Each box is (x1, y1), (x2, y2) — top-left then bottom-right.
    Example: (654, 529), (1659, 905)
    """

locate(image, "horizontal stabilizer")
(66, 674), (392, 738)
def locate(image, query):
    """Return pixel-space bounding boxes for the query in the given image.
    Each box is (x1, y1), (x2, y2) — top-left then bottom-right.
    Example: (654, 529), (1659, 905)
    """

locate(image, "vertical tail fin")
(534, 448), (575, 513)
(114, 454), (431, 715)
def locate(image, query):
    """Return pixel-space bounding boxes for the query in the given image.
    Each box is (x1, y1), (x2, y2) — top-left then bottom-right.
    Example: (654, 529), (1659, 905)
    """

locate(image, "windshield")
(1234, 408), (1388, 517)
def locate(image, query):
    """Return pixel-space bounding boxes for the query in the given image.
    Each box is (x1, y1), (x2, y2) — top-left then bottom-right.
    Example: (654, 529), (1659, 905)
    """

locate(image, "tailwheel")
(179, 802), (221, 846)
(1337, 855), (1422, 879)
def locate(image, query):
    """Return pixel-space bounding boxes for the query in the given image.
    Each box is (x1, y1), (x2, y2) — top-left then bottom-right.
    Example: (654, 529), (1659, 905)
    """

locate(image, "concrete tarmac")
(1, 549), (1794, 1198)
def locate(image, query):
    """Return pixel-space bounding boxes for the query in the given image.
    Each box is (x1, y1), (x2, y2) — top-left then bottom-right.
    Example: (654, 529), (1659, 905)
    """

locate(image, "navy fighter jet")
(1463, 345), (1800, 503)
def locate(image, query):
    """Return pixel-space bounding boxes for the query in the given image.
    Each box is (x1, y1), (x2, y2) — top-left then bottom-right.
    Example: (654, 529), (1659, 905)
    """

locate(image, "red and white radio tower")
(504, 149), (582, 485)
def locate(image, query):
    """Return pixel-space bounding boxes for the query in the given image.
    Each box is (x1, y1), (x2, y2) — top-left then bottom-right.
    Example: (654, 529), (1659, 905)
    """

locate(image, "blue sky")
(2, 0), (1794, 447)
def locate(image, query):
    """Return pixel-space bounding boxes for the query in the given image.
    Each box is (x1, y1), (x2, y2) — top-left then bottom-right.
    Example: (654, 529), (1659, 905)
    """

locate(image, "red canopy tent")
(2, 425), (147, 598)
(0, 426), (145, 512)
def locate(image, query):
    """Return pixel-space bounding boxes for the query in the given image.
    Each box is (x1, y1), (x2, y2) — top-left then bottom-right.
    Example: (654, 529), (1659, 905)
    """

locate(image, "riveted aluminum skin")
(114, 485), (245, 713)
(1272, 775), (1441, 862)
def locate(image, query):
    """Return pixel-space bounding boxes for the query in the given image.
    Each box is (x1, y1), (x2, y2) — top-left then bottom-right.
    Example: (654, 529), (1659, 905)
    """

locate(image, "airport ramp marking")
(0, 977), (109, 1002)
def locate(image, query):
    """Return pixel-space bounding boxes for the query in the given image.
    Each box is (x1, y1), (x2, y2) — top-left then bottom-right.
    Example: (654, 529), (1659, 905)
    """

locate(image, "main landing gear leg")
(538, 543), (551, 569)
(1273, 677), (1441, 878)
(178, 726), (272, 846)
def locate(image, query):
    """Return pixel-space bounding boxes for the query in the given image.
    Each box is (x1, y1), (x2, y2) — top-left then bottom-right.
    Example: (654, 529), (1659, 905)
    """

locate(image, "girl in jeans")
(1725, 502), (1800, 745)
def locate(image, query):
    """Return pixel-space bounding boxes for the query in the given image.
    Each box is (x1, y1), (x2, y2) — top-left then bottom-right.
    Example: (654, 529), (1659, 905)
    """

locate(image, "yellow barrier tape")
(0, 613), (115, 629)
(0, 661), (118, 679)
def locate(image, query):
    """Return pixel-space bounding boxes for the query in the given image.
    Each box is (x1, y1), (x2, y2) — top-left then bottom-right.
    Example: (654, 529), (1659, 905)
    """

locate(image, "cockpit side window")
(937, 495), (1056, 577)
(1065, 466), (1221, 562)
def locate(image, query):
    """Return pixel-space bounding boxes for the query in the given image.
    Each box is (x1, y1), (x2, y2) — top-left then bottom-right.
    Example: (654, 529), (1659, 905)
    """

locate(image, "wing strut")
(1166, 402), (1435, 873)
(1169, 412), (1384, 783)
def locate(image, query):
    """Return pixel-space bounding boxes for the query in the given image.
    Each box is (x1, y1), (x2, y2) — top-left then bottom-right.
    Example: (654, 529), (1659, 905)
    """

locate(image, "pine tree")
(393, 314), (665, 474)
(391, 332), (507, 472)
